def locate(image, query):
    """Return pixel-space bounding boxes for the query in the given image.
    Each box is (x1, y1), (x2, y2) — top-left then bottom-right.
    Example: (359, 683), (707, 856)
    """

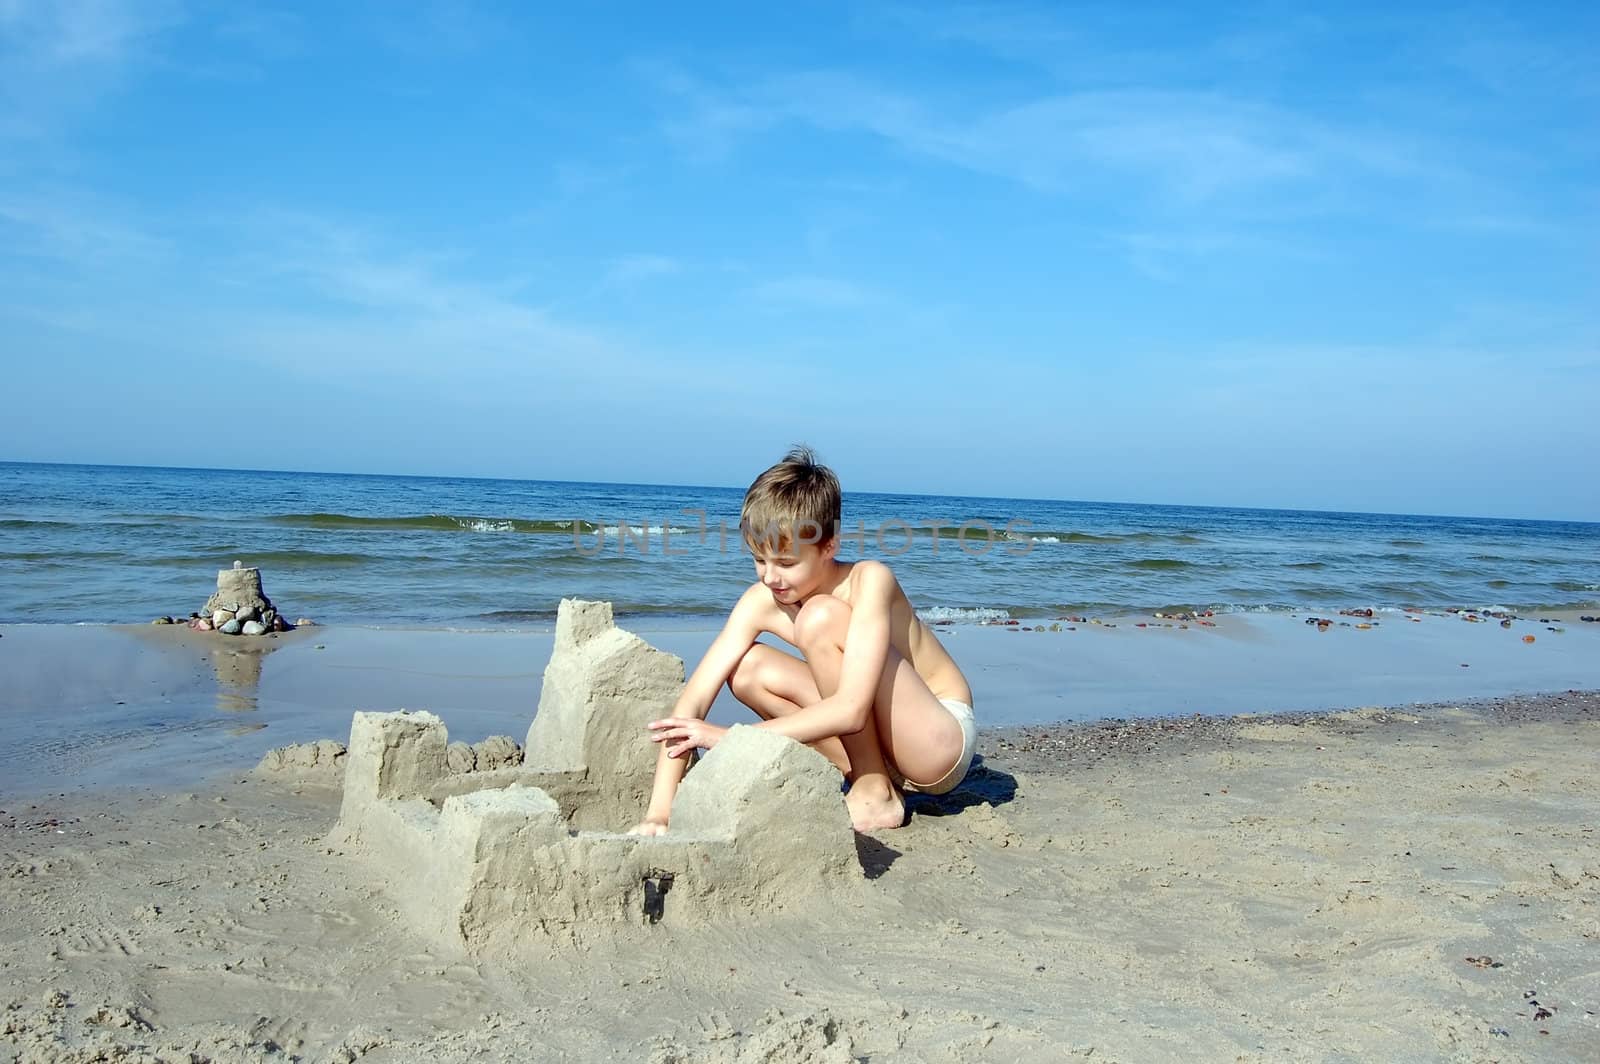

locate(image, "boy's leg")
(792, 596), (965, 831)
(727, 644), (851, 774)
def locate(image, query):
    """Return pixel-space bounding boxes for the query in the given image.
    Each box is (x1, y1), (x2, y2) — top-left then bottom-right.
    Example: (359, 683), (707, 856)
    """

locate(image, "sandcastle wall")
(331, 599), (859, 949)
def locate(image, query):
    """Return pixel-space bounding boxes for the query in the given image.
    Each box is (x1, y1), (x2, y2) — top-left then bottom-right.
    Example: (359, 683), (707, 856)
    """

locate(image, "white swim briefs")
(899, 698), (977, 795)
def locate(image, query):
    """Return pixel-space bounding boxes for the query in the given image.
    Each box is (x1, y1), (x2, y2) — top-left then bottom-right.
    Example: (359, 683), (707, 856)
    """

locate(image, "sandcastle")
(331, 599), (859, 949)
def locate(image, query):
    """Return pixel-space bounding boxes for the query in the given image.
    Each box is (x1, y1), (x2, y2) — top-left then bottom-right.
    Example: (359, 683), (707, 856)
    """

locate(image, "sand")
(3, 691), (1596, 1062)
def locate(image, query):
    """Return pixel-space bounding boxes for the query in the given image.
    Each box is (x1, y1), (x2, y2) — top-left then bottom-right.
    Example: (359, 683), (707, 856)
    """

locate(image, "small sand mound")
(473, 734), (522, 770)
(651, 1010), (854, 1064)
(254, 739), (347, 782)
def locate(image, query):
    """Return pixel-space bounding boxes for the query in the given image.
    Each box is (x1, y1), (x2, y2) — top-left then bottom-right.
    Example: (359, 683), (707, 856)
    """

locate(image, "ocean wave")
(136, 550), (386, 569)
(1371, 582), (1448, 597)
(477, 603), (726, 623)
(869, 524), (1034, 542)
(614, 603), (728, 616)
(0, 518), (73, 529)
(1033, 531), (1119, 544)
(0, 549), (127, 562)
(1022, 530), (1209, 545)
(475, 608), (561, 623)
(253, 513), (720, 539)
(1126, 558), (1193, 570)
(1457, 599), (1600, 613)
(890, 526), (1209, 545)
(1285, 584), (1359, 599)
(1552, 581), (1600, 593)
(917, 606), (1013, 623)
(608, 524), (703, 538)
(264, 512), (604, 534)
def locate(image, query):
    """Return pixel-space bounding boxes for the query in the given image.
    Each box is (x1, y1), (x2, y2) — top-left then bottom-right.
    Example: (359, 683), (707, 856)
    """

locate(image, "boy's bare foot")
(845, 780), (906, 832)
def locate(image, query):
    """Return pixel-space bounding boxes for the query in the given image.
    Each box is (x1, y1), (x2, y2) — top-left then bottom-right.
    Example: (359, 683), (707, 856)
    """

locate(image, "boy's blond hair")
(741, 445), (841, 553)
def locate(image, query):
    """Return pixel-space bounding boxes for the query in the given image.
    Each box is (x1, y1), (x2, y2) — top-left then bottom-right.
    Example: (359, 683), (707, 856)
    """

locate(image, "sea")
(2, 461), (1596, 629)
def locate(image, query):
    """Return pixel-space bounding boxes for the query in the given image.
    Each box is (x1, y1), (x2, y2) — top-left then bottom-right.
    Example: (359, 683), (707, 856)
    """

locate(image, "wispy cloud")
(210, 211), (646, 388)
(656, 67), (1429, 208)
(0, 0), (179, 63)
(647, 62), (777, 161)
(0, 197), (764, 407)
(864, 4), (1089, 71)
(1434, 8), (1600, 100)
(605, 253), (683, 286)
(871, 4), (1334, 84)
(748, 274), (876, 310)
(0, 191), (169, 264)
(211, 7), (308, 61)
(0, 0), (183, 136)
(362, 0), (513, 57)
(1111, 224), (1339, 281)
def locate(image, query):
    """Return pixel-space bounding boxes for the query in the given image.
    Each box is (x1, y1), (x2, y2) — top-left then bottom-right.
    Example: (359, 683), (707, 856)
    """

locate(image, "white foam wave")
(918, 606), (1012, 623)
(459, 519), (516, 533)
(609, 524), (698, 536)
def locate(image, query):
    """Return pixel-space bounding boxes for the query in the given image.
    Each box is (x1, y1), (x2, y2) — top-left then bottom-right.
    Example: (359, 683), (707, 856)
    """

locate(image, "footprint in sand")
(55, 923), (140, 959)
(245, 1015), (309, 1056)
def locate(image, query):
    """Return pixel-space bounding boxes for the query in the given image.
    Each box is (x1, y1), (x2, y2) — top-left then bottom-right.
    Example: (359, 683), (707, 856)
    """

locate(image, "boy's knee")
(728, 647), (766, 697)
(793, 594), (849, 649)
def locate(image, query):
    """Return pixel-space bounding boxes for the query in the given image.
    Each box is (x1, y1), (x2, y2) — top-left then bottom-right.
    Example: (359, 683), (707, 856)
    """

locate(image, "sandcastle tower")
(194, 561), (288, 634)
(204, 561), (272, 617)
(331, 599), (859, 949)
(520, 599), (686, 828)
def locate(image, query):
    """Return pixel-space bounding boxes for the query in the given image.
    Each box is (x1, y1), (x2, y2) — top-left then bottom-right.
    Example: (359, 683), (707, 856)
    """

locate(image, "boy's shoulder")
(837, 558), (904, 599)
(727, 580), (784, 625)
(847, 558), (897, 582)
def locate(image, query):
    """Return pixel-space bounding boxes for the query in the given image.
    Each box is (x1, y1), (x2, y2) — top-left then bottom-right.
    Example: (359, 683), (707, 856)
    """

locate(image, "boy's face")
(751, 537), (837, 606)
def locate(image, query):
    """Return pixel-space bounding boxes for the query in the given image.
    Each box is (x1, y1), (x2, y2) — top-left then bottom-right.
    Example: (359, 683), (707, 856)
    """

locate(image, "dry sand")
(3, 691), (1597, 1062)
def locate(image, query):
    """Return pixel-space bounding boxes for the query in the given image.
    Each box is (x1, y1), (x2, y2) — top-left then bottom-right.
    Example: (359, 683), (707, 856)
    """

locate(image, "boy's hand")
(627, 818), (669, 836)
(647, 717), (728, 759)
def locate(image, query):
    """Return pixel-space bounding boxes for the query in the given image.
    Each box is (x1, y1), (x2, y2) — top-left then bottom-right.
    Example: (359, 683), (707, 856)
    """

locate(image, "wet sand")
(3, 610), (1598, 797)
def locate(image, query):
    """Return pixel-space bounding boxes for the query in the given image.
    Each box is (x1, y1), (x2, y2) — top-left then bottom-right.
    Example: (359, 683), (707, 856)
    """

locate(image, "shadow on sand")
(854, 757), (1020, 878)
(905, 755), (1018, 819)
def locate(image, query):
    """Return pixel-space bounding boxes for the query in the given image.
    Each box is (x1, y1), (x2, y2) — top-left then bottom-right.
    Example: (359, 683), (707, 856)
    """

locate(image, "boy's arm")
(755, 561), (893, 744)
(629, 585), (768, 832)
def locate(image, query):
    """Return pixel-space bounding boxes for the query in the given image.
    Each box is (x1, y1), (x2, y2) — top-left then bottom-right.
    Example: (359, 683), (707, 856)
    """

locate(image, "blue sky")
(1, 2), (1595, 520)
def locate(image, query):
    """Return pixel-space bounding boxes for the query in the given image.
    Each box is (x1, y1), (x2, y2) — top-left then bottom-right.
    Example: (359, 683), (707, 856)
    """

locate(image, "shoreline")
(4, 611), (1600, 800)
(6, 602), (1599, 634)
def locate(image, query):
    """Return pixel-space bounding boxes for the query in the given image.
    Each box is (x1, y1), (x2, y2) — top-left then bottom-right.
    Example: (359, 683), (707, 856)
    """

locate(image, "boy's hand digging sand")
(628, 446), (977, 834)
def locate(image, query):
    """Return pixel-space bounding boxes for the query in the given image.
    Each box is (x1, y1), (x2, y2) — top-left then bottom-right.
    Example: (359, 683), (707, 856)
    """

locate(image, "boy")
(627, 447), (977, 834)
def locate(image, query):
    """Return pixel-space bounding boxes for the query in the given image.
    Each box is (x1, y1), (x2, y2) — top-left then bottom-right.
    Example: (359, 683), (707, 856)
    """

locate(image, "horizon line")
(1, 458), (1595, 527)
